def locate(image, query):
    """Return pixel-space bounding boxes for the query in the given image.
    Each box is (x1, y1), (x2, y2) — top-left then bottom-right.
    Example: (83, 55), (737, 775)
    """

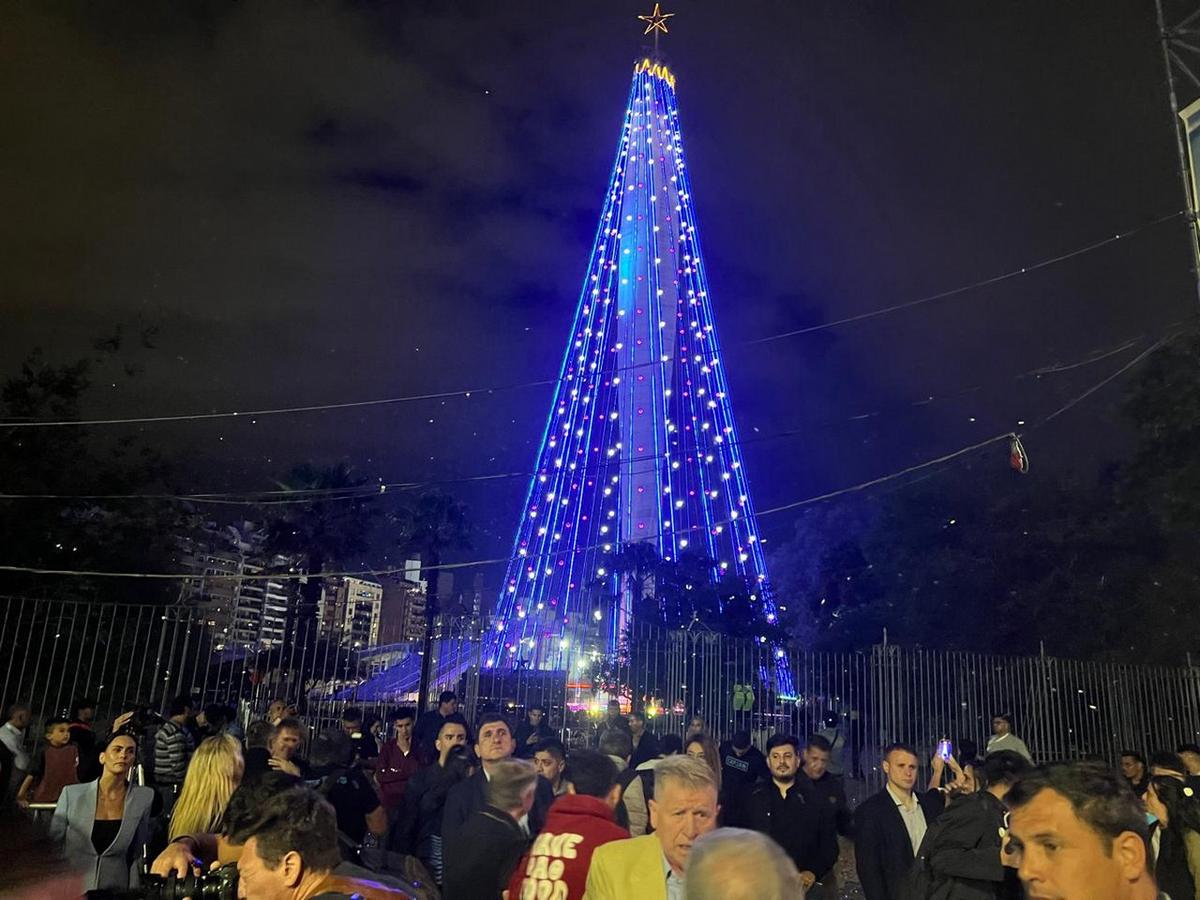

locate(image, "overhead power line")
(754, 432), (1015, 515)
(0, 324), (1182, 584)
(1036, 337), (1171, 426)
(0, 209), (1184, 430)
(0, 324), (1182, 506)
(742, 211), (1184, 344)
(0, 433), (1016, 582)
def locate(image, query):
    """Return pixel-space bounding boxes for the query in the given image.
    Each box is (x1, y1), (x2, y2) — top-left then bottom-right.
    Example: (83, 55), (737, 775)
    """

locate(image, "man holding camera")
(153, 781), (415, 898)
(236, 788), (408, 899)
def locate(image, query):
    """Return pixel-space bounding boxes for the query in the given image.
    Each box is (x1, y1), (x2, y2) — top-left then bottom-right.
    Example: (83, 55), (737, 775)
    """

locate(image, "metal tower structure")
(1156, 0), (1200, 304)
(487, 54), (790, 693)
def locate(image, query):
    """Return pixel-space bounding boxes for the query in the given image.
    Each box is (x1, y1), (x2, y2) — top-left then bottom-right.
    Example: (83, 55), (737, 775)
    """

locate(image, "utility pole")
(1155, 0), (1200, 305)
(416, 563), (439, 714)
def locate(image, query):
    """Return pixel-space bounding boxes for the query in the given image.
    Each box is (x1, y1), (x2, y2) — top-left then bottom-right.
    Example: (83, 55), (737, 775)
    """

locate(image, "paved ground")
(833, 838), (865, 898)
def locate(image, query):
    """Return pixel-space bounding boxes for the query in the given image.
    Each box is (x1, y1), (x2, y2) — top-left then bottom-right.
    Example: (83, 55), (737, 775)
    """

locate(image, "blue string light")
(489, 60), (793, 696)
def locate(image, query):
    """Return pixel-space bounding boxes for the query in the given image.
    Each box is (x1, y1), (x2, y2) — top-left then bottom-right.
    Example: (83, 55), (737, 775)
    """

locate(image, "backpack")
(613, 765), (640, 829)
(614, 766), (656, 833)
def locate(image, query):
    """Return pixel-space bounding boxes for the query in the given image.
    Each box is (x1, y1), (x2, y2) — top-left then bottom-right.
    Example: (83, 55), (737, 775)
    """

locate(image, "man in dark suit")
(854, 742), (944, 900)
(443, 758), (536, 900)
(441, 713), (554, 838)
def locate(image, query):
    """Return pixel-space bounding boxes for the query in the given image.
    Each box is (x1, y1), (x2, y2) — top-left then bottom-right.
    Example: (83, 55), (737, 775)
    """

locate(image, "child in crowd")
(17, 716), (80, 806)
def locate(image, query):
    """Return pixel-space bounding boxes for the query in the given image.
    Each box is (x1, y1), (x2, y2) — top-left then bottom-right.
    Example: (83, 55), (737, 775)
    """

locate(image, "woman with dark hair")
(1146, 774), (1200, 900)
(50, 731), (155, 892)
(986, 714), (1032, 762)
(685, 733), (723, 795)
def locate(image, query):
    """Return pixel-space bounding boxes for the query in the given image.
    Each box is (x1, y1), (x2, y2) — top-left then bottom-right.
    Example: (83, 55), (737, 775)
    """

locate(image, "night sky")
(3, 1), (1197, 575)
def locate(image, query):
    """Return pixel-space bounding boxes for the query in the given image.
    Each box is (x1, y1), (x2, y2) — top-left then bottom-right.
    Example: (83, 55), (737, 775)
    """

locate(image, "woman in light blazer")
(51, 730), (155, 892)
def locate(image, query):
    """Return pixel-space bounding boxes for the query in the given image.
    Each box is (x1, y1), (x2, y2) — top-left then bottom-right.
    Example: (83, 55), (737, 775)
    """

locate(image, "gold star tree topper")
(638, 3), (675, 35)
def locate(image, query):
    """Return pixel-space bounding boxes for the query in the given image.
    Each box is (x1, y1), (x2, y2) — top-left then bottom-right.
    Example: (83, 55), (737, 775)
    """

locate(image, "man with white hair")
(583, 754), (719, 900)
(684, 828), (802, 900)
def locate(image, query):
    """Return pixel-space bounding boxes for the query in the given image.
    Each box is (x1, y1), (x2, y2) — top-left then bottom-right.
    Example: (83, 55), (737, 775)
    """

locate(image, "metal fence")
(3, 595), (1198, 789)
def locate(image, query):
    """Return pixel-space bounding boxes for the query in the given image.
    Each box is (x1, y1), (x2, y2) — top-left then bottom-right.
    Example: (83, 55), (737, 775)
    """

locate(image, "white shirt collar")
(886, 783), (918, 810)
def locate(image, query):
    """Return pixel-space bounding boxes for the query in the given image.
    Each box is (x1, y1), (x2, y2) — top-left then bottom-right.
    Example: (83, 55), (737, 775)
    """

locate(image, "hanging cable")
(0, 324), (1178, 505)
(743, 211), (1185, 345)
(0, 322), (1172, 584)
(0, 311), (1181, 581)
(0, 431), (1014, 583)
(0, 210), (1184, 430)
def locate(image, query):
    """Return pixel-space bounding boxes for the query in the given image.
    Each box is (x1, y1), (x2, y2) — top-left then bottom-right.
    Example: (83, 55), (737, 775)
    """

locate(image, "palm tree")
(600, 541), (662, 613)
(263, 462), (378, 646)
(392, 491), (472, 711)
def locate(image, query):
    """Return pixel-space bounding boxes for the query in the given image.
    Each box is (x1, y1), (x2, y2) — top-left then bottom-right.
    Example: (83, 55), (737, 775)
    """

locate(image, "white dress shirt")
(662, 852), (685, 900)
(887, 782), (928, 856)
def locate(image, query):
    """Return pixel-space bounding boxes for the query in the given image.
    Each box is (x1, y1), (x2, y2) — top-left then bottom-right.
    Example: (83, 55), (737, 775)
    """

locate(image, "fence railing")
(2, 595), (1198, 786)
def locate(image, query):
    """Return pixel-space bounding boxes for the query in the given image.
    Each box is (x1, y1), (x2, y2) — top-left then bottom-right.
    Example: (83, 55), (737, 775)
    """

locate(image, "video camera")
(120, 705), (166, 737)
(87, 865), (238, 899)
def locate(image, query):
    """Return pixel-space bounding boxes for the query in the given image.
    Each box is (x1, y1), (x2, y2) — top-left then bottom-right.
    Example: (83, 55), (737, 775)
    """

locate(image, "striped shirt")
(153, 720), (194, 785)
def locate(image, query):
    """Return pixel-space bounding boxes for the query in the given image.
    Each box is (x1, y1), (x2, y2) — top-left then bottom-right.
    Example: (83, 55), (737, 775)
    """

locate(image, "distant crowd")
(2, 691), (1199, 899)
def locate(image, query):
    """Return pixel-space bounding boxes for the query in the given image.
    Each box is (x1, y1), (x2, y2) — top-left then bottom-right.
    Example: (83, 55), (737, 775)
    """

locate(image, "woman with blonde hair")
(168, 733), (244, 840)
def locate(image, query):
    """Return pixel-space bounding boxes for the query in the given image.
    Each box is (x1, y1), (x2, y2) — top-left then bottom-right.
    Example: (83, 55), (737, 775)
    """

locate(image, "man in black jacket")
(414, 691), (467, 760)
(628, 711), (661, 768)
(718, 730), (768, 827)
(514, 704), (553, 759)
(910, 750), (1032, 900)
(395, 738), (469, 882)
(304, 729), (388, 858)
(854, 743), (945, 900)
(745, 734), (838, 897)
(443, 758), (536, 900)
(800, 734), (853, 837)
(442, 713), (554, 838)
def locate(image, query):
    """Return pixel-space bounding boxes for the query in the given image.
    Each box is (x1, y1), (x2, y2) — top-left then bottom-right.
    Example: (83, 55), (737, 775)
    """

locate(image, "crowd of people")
(3, 691), (1200, 898)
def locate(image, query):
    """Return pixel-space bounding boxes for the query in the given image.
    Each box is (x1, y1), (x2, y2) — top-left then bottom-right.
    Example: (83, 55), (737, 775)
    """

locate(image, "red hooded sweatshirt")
(507, 793), (629, 900)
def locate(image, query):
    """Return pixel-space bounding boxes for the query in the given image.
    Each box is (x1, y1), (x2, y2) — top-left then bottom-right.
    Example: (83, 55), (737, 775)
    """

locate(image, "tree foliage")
(768, 328), (1200, 665)
(391, 490), (473, 616)
(598, 541), (785, 642)
(0, 343), (182, 604)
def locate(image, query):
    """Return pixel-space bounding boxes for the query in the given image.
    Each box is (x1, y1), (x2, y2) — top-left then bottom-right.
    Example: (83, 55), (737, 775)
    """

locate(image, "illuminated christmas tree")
(490, 42), (790, 692)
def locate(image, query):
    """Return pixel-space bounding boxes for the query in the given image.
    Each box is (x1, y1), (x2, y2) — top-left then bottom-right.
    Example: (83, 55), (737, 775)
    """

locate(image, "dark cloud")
(1, 0), (1196, 568)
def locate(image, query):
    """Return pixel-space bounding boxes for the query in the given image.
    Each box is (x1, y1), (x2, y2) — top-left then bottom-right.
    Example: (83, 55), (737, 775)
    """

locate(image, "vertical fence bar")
(9, 597), (1200, 781)
(0, 596), (18, 706)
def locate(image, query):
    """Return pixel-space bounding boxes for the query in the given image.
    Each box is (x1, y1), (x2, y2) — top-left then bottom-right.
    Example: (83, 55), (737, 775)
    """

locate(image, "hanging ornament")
(1009, 435), (1030, 474)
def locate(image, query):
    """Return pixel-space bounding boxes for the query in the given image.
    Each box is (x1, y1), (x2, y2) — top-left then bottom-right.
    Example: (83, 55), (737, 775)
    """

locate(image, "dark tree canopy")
(767, 327), (1200, 665)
